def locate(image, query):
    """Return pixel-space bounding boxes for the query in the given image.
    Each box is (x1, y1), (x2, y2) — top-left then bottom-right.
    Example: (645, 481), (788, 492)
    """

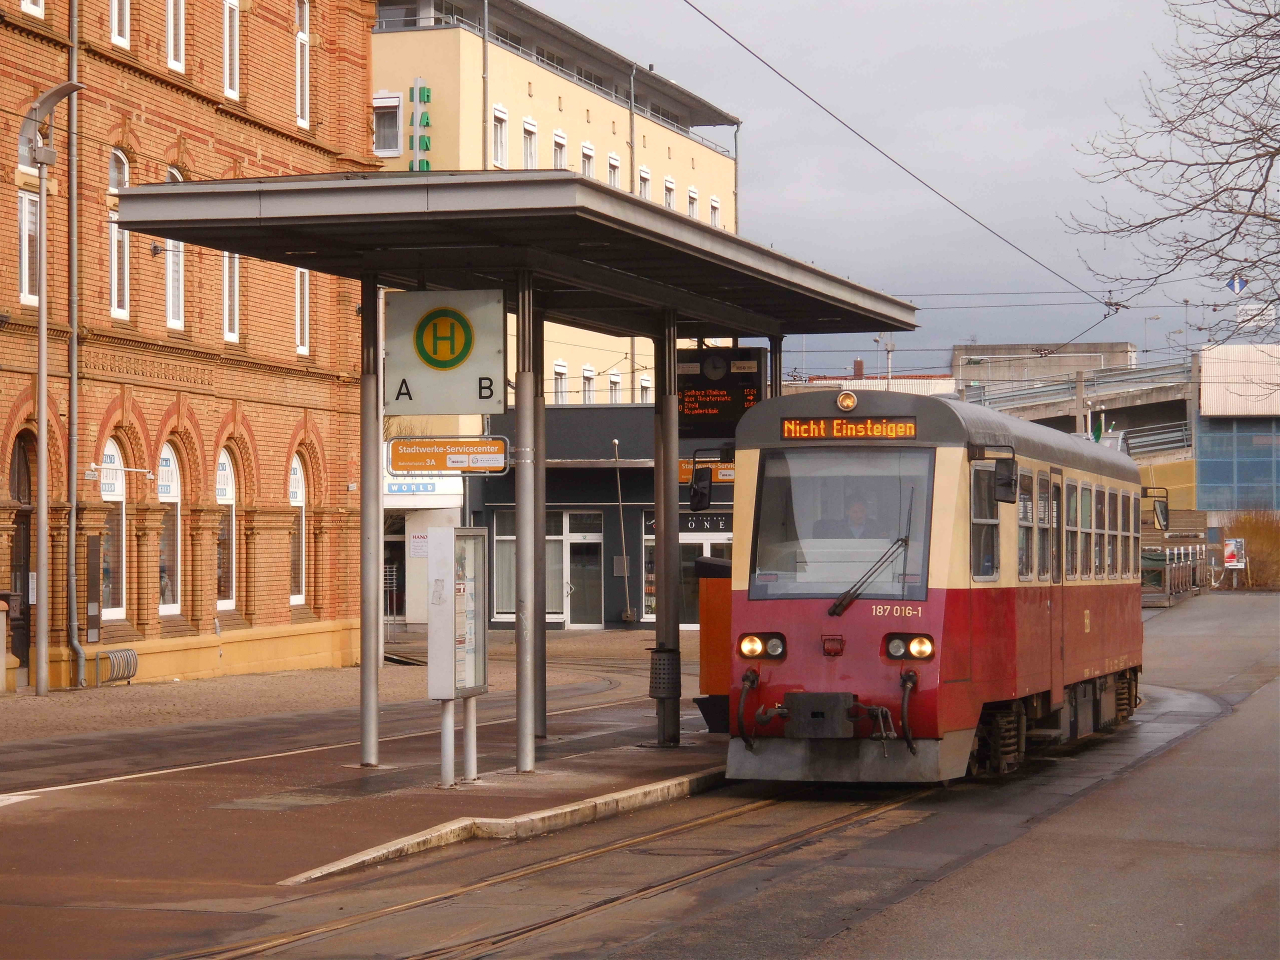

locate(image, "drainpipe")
(628, 64), (636, 193)
(733, 122), (740, 233)
(481, 0), (488, 170)
(67, 0), (85, 687)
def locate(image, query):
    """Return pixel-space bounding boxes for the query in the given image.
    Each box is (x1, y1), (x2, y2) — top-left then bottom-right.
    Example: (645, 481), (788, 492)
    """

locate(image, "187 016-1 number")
(870, 604), (923, 617)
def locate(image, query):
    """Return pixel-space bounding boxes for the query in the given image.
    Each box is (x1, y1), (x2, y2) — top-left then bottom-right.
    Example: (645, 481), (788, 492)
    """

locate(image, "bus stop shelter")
(117, 169), (917, 770)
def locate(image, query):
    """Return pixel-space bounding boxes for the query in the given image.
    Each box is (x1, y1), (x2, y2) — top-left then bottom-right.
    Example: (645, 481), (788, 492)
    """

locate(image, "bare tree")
(1074, 0), (1279, 343)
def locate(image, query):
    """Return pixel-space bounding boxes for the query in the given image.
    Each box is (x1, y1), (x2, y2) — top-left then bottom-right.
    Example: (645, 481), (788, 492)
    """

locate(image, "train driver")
(812, 490), (892, 539)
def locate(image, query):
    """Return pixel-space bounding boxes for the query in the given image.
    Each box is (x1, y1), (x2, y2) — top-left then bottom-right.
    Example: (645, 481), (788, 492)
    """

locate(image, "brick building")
(2, 0), (377, 688)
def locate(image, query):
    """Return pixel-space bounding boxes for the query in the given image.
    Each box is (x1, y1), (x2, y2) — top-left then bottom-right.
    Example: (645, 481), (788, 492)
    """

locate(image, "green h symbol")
(432, 319), (457, 357)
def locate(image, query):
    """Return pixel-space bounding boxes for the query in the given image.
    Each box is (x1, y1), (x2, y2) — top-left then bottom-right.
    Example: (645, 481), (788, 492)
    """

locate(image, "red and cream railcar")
(726, 389), (1144, 782)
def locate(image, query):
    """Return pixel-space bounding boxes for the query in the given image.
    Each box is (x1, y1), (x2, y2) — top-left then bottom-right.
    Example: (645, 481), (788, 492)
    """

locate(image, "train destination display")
(780, 416), (918, 440)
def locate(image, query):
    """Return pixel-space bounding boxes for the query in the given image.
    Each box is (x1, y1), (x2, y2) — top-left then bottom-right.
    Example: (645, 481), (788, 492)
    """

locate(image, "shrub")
(1221, 511), (1280, 590)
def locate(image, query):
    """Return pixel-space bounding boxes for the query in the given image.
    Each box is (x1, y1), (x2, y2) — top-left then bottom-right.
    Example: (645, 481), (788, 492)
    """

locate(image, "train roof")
(736, 390), (1141, 482)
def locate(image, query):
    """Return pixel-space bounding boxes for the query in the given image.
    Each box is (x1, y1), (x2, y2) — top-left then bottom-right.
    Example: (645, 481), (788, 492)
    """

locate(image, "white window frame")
(224, 0), (240, 98)
(522, 118), (537, 169)
(157, 442), (182, 616)
(216, 448), (237, 610)
(99, 438), (127, 621)
(663, 176), (675, 210)
(21, 0), (44, 18)
(167, 0), (185, 71)
(223, 252), (240, 342)
(372, 96), (402, 156)
(492, 105), (508, 168)
(109, 214), (129, 320)
(581, 363), (595, 403)
(709, 196), (721, 228)
(552, 360), (567, 404)
(164, 168), (184, 329)
(607, 152), (620, 188)
(580, 142), (595, 179)
(638, 166), (651, 201)
(295, 0), (310, 128)
(295, 268), (310, 355)
(551, 130), (566, 170)
(639, 374), (652, 404)
(608, 370), (621, 404)
(111, 0), (130, 45)
(18, 191), (38, 307)
(289, 454), (306, 605)
(687, 186), (698, 219)
(970, 462), (1000, 582)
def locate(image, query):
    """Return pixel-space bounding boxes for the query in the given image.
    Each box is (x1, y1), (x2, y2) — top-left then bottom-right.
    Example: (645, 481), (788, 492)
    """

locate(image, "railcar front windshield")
(751, 447), (933, 601)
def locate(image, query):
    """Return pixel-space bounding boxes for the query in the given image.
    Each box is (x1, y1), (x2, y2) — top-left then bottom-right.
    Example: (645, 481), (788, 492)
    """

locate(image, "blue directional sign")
(1227, 277), (1248, 294)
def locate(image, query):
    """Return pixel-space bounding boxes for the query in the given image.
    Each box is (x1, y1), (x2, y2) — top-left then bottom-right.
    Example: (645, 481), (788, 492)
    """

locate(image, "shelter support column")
(533, 310), (547, 739)
(652, 307), (681, 746)
(515, 270), (536, 771)
(769, 335), (784, 398)
(360, 272), (380, 767)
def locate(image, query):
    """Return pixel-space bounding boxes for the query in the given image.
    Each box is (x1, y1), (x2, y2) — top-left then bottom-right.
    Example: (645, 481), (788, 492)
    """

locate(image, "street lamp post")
(21, 81), (84, 696)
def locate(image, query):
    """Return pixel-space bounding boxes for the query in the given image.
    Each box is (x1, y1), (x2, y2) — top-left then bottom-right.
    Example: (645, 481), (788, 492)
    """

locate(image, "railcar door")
(1050, 470), (1065, 706)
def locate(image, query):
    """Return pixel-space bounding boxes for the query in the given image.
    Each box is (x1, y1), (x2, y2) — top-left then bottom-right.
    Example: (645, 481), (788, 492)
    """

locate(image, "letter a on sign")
(384, 290), (506, 415)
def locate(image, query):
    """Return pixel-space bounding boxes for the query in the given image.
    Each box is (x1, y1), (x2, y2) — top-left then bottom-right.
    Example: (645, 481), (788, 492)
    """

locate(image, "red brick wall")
(1, 0), (376, 663)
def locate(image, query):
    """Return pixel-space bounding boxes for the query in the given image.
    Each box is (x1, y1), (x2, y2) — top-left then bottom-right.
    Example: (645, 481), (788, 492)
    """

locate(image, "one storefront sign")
(384, 290), (506, 415)
(387, 437), (509, 476)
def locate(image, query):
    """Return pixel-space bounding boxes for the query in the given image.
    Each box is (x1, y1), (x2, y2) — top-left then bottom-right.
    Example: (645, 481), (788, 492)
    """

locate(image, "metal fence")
(973, 360), (1194, 411)
(1141, 544), (1207, 602)
(1124, 420), (1193, 455)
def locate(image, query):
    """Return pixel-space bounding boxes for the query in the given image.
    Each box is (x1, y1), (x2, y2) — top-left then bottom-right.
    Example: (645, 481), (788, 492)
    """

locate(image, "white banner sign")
(384, 290), (506, 415)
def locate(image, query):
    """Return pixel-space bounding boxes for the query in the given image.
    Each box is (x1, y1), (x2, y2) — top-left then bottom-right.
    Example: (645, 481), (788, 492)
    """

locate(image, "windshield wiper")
(828, 491), (914, 618)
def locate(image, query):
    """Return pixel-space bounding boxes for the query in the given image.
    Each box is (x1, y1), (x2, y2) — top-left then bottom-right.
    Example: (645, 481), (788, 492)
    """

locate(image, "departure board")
(676, 347), (766, 439)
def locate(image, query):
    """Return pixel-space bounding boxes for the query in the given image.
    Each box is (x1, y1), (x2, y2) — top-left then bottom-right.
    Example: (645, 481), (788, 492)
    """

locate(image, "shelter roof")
(117, 170), (917, 340)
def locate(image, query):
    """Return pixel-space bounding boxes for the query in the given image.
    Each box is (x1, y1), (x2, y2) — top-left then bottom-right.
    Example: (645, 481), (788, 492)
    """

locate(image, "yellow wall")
(1140, 459), (1197, 510)
(371, 27), (738, 229)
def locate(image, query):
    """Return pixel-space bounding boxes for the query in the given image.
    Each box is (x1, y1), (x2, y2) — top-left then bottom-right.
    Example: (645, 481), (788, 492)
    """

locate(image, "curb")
(278, 764), (727, 885)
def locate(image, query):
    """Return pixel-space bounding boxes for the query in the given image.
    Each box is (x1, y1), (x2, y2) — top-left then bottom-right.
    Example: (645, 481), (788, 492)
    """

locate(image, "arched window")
(99, 438), (127, 620)
(288, 454), (306, 605)
(216, 448), (237, 610)
(109, 151), (129, 320)
(157, 442), (182, 616)
(164, 168), (184, 329)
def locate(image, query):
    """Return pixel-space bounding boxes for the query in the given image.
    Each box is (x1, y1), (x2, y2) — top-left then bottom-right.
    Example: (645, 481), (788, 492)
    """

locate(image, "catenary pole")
(360, 272), (381, 765)
(533, 310), (547, 737)
(515, 270), (536, 771)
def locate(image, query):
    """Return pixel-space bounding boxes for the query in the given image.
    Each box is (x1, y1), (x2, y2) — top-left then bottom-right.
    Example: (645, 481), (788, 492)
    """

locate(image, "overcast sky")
(533, 0), (1228, 376)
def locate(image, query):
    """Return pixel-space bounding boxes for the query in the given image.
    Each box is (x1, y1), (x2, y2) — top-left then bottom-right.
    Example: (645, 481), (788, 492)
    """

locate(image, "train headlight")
(836, 391), (858, 412)
(886, 633), (934, 660)
(739, 633), (786, 659)
(908, 636), (934, 659)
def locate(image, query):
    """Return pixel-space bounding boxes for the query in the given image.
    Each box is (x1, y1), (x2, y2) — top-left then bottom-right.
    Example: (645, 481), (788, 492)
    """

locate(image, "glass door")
(565, 512), (603, 627)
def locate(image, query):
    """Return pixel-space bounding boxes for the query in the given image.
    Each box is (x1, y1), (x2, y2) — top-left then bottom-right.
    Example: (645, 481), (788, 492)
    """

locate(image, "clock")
(702, 355), (728, 381)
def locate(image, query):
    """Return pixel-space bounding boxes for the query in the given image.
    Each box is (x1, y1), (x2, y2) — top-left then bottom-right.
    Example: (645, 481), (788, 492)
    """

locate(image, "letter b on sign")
(478, 377), (494, 400)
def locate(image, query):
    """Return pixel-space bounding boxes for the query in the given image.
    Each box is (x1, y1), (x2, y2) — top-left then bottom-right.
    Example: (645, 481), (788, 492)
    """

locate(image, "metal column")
(769, 335), (784, 399)
(35, 155), (49, 696)
(532, 311), (547, 738)
(359, 273), (381, 766)
(514, 270), (537, 771)
(652, 308), (681, 745)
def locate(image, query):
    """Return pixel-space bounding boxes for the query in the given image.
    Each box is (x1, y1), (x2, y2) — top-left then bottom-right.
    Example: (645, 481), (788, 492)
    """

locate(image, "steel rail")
(157, 791), (813, 960)
(402, 789), (935, 960)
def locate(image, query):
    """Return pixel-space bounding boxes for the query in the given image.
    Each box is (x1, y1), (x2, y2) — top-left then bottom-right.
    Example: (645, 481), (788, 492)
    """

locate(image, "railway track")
(160, 786), (932, 960)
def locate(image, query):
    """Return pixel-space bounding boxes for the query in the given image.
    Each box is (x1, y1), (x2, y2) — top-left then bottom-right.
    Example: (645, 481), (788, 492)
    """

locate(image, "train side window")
(1079, 485), (1092, 580)
(1107, 489), (1120, 578)
(1016, 471), (1034, 580)
(1036, 473), (1051, 580)
(1094, 485), (1106, 577)
(1121, 492), (1132, 577)
(971, 463), (1000, 581)
(1065, 480), (1078, 579)
(1139, 497), (1145, 574)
